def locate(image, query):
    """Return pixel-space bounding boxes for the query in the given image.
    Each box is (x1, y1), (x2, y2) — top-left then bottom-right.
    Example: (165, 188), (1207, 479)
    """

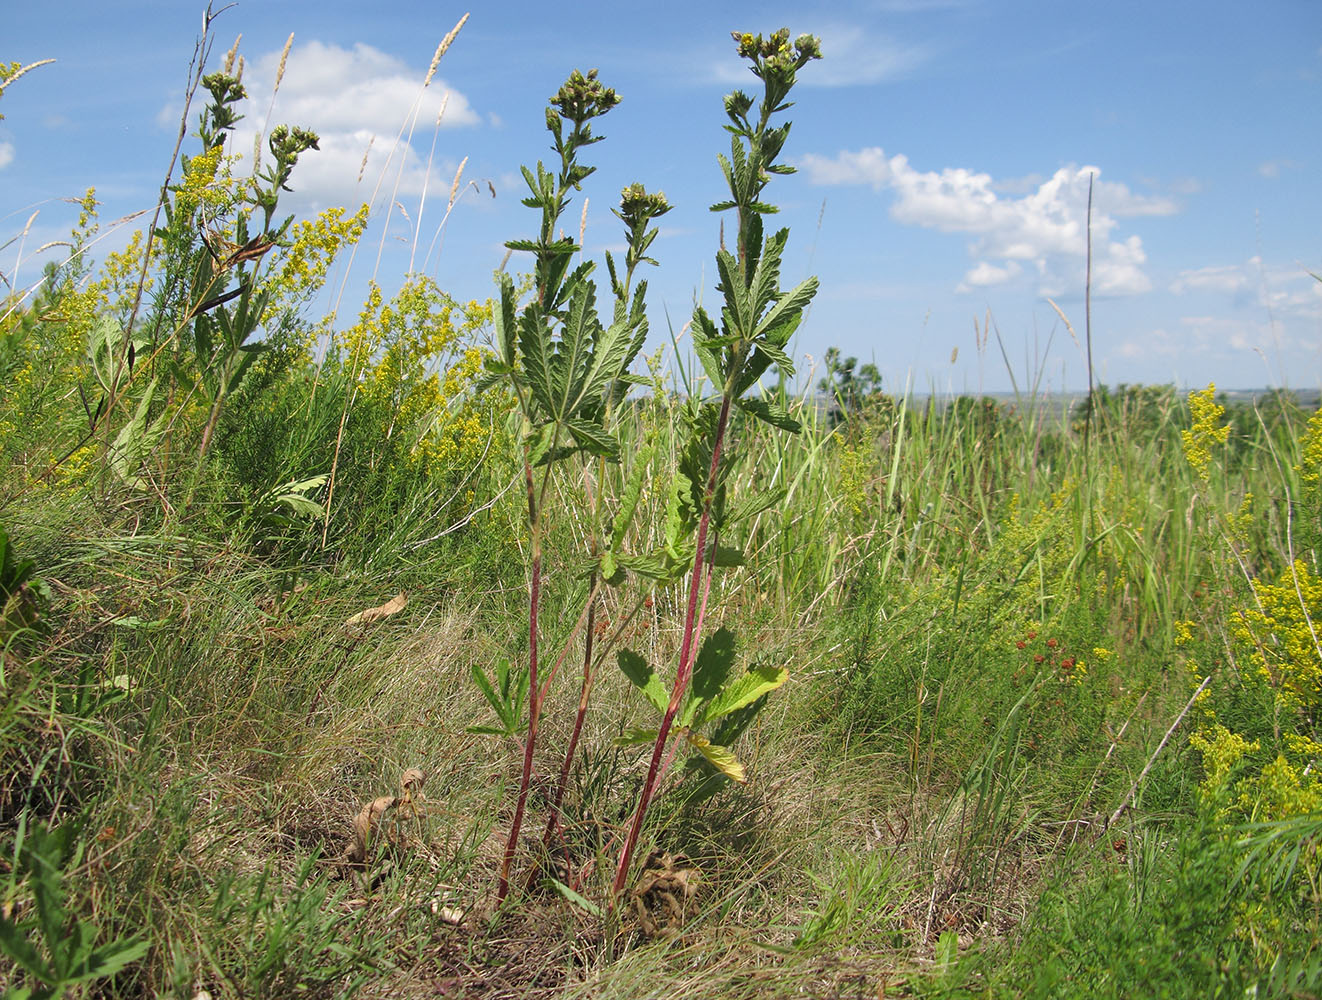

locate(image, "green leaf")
(73, 934), (151, 983)
(691, 627), (737, 701)
(494, 271), (517, 366)
(747, 228), (787, 318)
(526, 422), (556, 467)
(695, 663), (788, 726)
(617, 554), (673, 580)
(754, 273), (819, 348)
(517, 308), (555, 415)
(736, 396), (801, 433)
(615, 726), (661, 747)
(617, 649), (668, 713)
(684, 731), (746, 784)
(0, 915), (54, 983)
(107, 377), (164, 488)
(724, 485), (787, 525)
(714, 249), (750, 337)
(610, 443), (653, 551)
(690, 307), (726, 390)
(545, 878), (603, 917)
(564, 417), (620, 460)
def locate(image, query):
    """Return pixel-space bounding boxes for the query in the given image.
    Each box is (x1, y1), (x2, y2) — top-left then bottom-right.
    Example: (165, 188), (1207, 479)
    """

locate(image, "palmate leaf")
(617, 553), (674, 580)
(616, 727), (661, 747)
(550, 279), (602, 420)
(0, 913), (53, 982)
(684, 730), (746, 784)
(578, 313), (642, 408)
(70, 934), (150, 985)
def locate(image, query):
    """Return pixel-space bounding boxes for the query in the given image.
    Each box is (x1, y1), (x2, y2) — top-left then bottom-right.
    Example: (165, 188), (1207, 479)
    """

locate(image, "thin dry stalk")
(371, 14), (469, 278)
(1108, 675), (1211, 828)
(409, 101), (454, 273)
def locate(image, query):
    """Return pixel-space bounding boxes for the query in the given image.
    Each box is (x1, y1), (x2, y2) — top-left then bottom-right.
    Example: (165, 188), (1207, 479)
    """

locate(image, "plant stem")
(613, 391), (733, 897)
(497, 450), (542, 905)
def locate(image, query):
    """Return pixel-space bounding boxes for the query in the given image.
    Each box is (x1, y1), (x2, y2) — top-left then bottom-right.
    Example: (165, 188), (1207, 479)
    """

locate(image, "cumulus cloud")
(801, 146), (1175, 297)
(1172, 257), (1322, 317)
(958, 259), (1021, 291)
(182, 40), (482, 213)
(0, 140), (13, 170)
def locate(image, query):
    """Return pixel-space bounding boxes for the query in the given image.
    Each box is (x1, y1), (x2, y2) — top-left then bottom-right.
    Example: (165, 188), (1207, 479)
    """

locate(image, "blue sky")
(4, 0), (1320, 393)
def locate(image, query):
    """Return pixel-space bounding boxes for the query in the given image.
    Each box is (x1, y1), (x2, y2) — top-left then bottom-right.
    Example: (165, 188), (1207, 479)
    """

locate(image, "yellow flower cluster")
(1299, 406), (1322, 486)
(174, 146), (236, 222)
(1233, 559), (1322, 711)
(1181, 383), (1229, 483)
(337, 278), (494, 477)
(267, 205), (370, 323)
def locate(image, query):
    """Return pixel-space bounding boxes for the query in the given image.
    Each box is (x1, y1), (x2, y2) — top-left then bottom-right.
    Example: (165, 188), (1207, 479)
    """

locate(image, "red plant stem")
(613, 391), (733, 897)
(497, 454), (542, 905)
(540, 595), (597, 852)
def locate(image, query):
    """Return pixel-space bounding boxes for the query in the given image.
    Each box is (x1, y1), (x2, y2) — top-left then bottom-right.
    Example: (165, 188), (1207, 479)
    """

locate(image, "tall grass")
(2, 18), (1320, 999)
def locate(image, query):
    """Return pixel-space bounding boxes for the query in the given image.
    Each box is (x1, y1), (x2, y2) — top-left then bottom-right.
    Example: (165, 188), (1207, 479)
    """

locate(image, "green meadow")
(2, 24), (1320, 999)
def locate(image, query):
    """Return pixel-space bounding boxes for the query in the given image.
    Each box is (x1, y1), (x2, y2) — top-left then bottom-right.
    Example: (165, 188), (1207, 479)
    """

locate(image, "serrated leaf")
(725, 485), (788, 525)
(615, 726), (661, 747)
(70, 935), (151, 984)
(564, 417), (619, 460)
(715, 249), (750, 337)
(695, 664), (788, 726)
(611, 443), (653, 551)
(712, 545), (745, 567)
(617, 649), (668, 713)
(494, 272), (517, 365)
(518, 309), (555, 415)
(691, 627), (737, 701)
(748, 229), (787, 319)
(526, 422), (556, 467)
(0, 914), (54, 981)
(691, 307), (726, 390)
(737, 397), (801, 433)
(685, 731), (746, 783)
(754, 273), (819, 347)
(617, 554), (673, 580)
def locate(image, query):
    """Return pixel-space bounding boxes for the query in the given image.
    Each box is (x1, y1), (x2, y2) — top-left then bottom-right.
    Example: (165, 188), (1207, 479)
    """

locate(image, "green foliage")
(0, 820), (149, 998)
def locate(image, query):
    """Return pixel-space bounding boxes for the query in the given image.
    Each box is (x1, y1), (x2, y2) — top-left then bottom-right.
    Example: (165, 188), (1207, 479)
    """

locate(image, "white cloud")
(1170, 262), (1253, 295)
(1172, 257), (1322, 318)
(958, 259), (1021, 291)
(0, 140), (13, 170)
(168, 40), (482, 213)
(801, 146), (1175, 298)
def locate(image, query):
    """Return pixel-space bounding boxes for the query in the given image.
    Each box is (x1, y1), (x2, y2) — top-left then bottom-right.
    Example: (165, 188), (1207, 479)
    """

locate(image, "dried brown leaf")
(349, 795), (398, 863)
(401, 768), (426, 793)
(345, 592), (407, 627)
